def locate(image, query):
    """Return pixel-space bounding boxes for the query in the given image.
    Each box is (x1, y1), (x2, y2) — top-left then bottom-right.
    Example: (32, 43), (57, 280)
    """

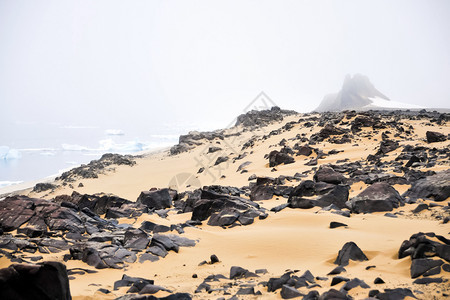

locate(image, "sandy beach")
(1, 109), (449, 300)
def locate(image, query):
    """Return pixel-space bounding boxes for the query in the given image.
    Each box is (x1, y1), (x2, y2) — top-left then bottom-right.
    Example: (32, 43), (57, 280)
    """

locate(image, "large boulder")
(313, 166), (346, 184)
(334, 242), (368, 266)
(0, 196), (35, 232)
(268, 150), (295, 167)
(315, 185), (349, 209)
(137, 189), (173, 210)
(250, 184), (275, 201)
(190, 189), (264, 226)
(376, 140), (400, 155)
(426, 131), (446, 143)
(0, 261), (71, 300)
(350, 182), (404, 213)
(403, 170), (450, 202)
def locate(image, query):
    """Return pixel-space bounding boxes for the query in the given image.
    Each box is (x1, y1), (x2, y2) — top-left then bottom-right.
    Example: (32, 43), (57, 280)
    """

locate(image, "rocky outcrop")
(426, 131), (447, 143)
(403, 170), (450, 201)
(56, 153), (135, 182)
(268, 150), (295, 167)
(235, 106), (296, 128)
(350, 182), (404, 213)
(0, 261), (71, 300)
(334, 242), (369, 266)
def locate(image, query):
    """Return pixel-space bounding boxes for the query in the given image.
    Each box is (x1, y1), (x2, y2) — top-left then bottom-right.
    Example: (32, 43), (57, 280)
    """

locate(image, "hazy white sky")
(1, 0), (449, 129)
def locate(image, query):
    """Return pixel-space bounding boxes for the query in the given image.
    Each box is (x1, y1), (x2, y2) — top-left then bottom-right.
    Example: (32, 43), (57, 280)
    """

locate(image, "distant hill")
(315, 74), (423, 112)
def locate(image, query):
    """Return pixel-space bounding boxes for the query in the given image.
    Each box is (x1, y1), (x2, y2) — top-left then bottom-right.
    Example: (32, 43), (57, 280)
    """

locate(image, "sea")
(0, 119), (218, 190)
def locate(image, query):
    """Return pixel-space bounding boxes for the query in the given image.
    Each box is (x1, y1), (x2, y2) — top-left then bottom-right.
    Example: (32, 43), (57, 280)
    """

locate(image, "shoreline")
(0, 145), (172, 199)
(0, 108), (449, 299)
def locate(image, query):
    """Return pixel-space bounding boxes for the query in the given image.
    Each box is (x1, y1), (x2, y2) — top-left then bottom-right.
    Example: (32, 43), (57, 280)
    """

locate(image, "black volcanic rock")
(0, 261), (71, 300)
(426, 131), (446, 143)
(268, 150), (295, 167)
(235, 106), (296, 128)
(334, 242), (368, 266)
(403, 170), (450, 202)
(315, 185), (349, 209)
(377, 140), (400, 155)
(350, 182), (404, 213)
(137, 189), (173, 210)
(410, 258), (444, 278)
(313, 166), (347, 184)
(57, 153), (135, 181)
(375, 288), (416, 300)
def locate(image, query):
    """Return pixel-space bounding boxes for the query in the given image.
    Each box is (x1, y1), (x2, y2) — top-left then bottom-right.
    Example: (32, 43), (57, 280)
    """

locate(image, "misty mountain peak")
(315, 74), (390, 112)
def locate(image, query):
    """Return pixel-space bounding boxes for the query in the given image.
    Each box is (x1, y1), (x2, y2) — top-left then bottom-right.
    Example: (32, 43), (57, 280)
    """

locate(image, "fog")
(1, 0), (449, 130)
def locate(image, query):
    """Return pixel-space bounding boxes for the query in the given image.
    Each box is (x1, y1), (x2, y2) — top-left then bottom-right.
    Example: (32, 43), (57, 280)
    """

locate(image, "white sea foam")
(62, 144), (92, 151)
(0, 181), (23, 189)
(61, 139), (164, 154)
(105, 129), (125, 136)
(0, 146), (21, 160)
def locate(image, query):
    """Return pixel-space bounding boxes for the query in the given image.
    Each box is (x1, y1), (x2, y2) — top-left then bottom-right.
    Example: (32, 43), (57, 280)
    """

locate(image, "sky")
(1, 0), (449, 131)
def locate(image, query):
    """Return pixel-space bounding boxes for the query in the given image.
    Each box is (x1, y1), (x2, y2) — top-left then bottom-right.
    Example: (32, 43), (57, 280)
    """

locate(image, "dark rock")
(114, 274), (154, 290)
(267, 272), (291, 292)
(151, 234), (179, 253)
(138, 284), (172, 294)
(315, 185), (349, 209)
(57, 153), (135, 181)
(376, 140), (400, 155)
(334, 242), (368, 266)
(422, 265), (441, 277)
(297, 145), (313, 156)
(303, 290), (320, 300)
(208, 146), (222, 153)
(330, 276), (350, 286)
(341, 278), (370, 291)
(140, 221), (170, 233)
(0, 196), (35, 232)
(330, 222), (347, 229)
(443, 264), (450, 272)
(374, 277), (385, 284)
(214, 156), (229, 166)
(139, 253), (159, 263)
(137, 189), (173, 210)
(207, 208), (240, 226)
(412, 277), (443, 284)
(410, 258), (444, 278)
(280, 285), (303, 299)
(426, 131), (446, 143)
(236, 287), (255, 295)
(33, 183), (57, 193)
(374, 288), (416, 300)
(124, 228), (150, 250)
(319, 288), (350, 299)
(288, 197), (315, 209)
(268, 150), (295, 167)
(210, 254), (219, 264)
(412, 203), (428, 214)
(237, 161), (252, 172)
(350, 182), (404, 213)
(250, 184), (274, 201)
(403, 170), (450, 202)
(229, 266), (257, 279)
(313, 166), (346, 184)
(327, 266), (346, 275)
(0, 261), (71, 300)
(235, 106), (295, 128)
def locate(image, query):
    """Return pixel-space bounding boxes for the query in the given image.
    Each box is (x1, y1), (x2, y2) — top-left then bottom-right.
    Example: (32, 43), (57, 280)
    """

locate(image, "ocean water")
(0, 120), (209, 189)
